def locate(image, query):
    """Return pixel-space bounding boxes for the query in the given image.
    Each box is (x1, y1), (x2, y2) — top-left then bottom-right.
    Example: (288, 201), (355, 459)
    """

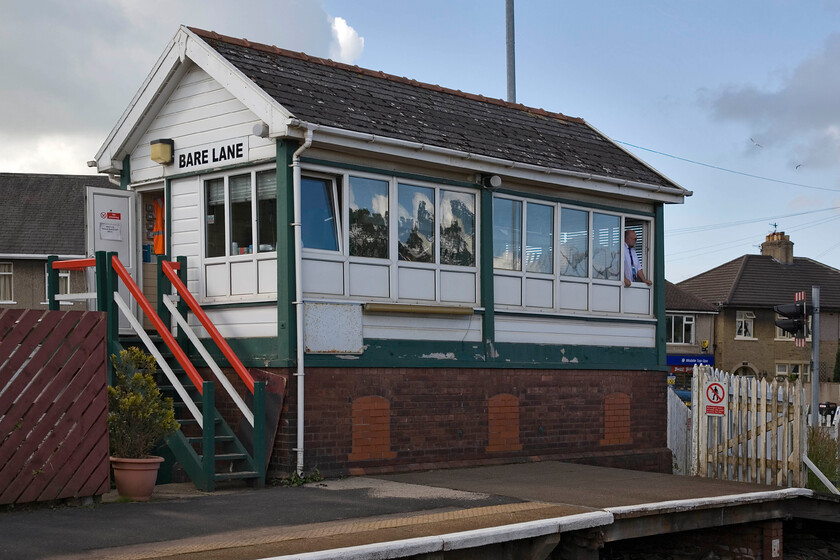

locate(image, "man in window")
(623, 229), (652, 287)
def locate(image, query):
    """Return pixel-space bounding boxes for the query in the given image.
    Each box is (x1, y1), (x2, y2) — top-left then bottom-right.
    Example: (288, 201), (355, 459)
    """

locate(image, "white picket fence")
(689, 365), (806, 487)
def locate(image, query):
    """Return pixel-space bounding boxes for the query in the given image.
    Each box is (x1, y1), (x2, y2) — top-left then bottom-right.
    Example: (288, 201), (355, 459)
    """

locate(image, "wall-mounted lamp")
(253, 122), (270, 138)
(150, 139), (174, 165)
(482, 174), (502, 189)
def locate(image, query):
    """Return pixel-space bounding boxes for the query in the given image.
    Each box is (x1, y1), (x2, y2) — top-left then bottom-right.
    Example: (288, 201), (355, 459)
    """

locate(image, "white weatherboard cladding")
(495, 315), (655, 347)
(363, 312), (482, 342)
(130, 65), (274, 184)
(190, 305), (277, 339)
(169, 176), (202, 296)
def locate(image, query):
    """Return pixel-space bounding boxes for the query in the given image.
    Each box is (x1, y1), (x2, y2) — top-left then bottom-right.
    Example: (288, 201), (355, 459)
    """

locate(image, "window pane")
(398, 184), (435, 263)
(256, 170), (277, 252)
(591, 213), (620, 280)
(673, 316), (684, 343)
(302, 177), (339, 251)
(349, 176), (389, 258)
(666, 315), (674, 343)
(205, 178), (226, 257)
(493, 198), (522, 270)
(440, 190), (475, 266)
(682, 317), (693, 344)
(59, 272), (70, 295)
(559, 208), (588, 277)
(526, 203), (554, 273)
(230, 174), (252, 253)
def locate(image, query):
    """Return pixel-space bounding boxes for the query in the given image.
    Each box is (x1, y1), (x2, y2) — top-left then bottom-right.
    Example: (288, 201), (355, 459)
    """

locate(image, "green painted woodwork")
(201, 381), (216, 492)
(480, 186), (495, 359)
(304, 339), (664, 370)
(654, 203), (666, 368)
(46, 255), (58, 311)
(120, 155), (130, 190)
(276, 140), (296, 365)
(493, 187), (657, 217)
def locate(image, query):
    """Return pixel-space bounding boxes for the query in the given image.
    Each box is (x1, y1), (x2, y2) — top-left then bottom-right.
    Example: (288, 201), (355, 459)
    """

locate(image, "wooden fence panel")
(693, 365), (805, 488)
(0, 309), (109, 505)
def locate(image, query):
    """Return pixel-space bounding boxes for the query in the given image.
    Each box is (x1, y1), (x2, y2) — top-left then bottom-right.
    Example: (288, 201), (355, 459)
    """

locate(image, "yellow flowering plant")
(107, 347), (180, 459)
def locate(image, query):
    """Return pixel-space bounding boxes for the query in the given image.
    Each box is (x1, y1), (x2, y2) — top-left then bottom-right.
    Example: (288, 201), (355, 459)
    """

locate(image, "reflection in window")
(559, 208), (588, 277)
(591, 213), (620, 280)
(526, 203), (553, 273)
(440, 190), (475, 266)
(349, 176), (389, 259)
(398, 184), (435, 262)
(302, 177), (339, 251)
(256, 171), (276, 253)
(230, 173), (252, 254)
(205, 178), (226, 257)
(493, 198), (522, 270)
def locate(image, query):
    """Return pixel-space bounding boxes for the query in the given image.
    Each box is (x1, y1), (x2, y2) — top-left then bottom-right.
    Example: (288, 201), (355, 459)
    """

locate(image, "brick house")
(0, 173), (115, 311)
(678, 232), (840, 381)
(664, 280), (716, 390)
(91, 26), (691, 477)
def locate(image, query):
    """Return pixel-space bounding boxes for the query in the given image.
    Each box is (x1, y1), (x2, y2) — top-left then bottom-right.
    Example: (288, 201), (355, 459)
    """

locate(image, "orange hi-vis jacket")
(152, 199), (165, 255)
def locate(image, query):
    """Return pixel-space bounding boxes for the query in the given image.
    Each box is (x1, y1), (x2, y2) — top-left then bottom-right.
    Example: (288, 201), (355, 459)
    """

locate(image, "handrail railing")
(110, 256), (205, 394)
(161, 260), (255, 393)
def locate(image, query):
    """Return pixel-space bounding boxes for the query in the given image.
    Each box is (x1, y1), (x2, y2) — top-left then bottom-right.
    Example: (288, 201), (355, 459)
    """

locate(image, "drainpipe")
(291, 127), (313, 475)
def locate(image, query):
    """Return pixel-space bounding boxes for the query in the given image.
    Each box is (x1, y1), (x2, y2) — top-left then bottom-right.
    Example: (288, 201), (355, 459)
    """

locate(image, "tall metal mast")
(506, 0), (516, 103)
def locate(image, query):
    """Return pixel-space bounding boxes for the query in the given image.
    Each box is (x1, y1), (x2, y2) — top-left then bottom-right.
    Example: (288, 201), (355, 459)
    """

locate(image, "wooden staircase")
(155, 356), (263, 491)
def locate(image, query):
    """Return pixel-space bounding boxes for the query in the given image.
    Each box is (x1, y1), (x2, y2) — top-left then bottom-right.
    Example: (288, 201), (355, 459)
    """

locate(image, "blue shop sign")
(667, 355), (714, 366)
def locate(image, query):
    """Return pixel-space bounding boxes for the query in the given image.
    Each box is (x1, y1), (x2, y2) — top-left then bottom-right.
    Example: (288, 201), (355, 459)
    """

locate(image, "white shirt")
(624, 242), (642, 283)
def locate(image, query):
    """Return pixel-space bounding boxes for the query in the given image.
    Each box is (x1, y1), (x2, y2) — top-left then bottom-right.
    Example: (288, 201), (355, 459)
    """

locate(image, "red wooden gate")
(0, 309), (110, 505)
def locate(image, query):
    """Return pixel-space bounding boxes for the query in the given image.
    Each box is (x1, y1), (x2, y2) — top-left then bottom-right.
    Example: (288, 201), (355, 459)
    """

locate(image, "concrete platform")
(1, 462), (835, 560)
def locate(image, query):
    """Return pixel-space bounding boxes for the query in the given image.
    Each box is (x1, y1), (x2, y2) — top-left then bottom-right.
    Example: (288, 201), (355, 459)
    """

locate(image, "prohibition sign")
(704, 381), (727, 416)
(706, 383), (725, 404)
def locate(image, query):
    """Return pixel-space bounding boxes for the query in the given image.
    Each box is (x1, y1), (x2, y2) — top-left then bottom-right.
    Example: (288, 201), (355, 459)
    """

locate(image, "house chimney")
(761, 232), (794, 263)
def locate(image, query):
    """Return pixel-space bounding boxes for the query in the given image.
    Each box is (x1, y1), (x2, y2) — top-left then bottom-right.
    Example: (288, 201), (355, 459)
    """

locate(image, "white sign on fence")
(704, 380), (727, 416)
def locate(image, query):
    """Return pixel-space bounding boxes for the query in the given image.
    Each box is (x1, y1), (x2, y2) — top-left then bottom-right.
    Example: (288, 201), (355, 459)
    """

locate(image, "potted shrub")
(108, 347), (180, 500)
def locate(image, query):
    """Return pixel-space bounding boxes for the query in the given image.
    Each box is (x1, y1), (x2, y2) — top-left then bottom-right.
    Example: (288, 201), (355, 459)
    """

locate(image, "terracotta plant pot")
(110, 456), (164, 501)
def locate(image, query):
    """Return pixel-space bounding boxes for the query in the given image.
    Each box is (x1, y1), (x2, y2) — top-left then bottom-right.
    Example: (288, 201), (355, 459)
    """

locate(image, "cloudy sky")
(2, 0), (839, 282)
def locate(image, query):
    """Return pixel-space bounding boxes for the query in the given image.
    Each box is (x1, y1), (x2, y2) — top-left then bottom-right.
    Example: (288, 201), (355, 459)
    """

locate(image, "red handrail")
(53, 258), (96, 271)
(111, 255), (205, 394)
(161, 260), (255, 393)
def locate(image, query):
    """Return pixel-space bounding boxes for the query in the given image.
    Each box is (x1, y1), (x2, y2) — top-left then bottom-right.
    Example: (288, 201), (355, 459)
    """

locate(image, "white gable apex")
(94, 26), (293, 174)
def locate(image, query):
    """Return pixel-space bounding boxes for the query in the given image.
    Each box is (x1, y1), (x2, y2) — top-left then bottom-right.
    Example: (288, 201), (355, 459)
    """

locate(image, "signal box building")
(93, 26), (690, 476)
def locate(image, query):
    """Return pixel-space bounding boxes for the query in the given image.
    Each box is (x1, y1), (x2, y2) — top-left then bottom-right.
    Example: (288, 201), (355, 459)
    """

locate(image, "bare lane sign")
(704, 381), (727, 416)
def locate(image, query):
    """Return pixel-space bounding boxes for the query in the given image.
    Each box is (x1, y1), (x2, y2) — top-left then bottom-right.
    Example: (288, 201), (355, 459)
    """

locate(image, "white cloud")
(330, 17), (365, 63)
(703, 33), (840, 169)
(0, 0), (362, 174)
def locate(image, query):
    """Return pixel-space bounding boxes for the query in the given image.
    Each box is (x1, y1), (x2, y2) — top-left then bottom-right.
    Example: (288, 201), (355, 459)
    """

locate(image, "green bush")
(108, 347), (180, 458)
(807, 426), (839, 495)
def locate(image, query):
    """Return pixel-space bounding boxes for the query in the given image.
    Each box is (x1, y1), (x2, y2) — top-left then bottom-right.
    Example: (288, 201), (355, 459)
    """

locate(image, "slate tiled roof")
(665, 280), (717, 312)
(0, 173), (115, 256)
(677, 255), (840, 311)
(191, 28), (682, 191)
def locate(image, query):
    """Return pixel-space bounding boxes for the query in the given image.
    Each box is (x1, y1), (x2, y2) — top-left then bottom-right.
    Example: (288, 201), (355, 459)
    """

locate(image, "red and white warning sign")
(704, 381), (727, 416)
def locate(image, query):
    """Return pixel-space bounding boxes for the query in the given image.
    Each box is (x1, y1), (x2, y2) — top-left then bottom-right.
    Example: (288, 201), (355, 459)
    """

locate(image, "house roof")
(665, 280), (717, 312)
(191, 27), (683, 193)
(0, 173), (115, 257)
(677, 254), (840, 311)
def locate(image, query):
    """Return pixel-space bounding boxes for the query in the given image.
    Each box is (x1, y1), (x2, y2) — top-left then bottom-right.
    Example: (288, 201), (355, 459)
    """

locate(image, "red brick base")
(265, 367), (670, 478)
